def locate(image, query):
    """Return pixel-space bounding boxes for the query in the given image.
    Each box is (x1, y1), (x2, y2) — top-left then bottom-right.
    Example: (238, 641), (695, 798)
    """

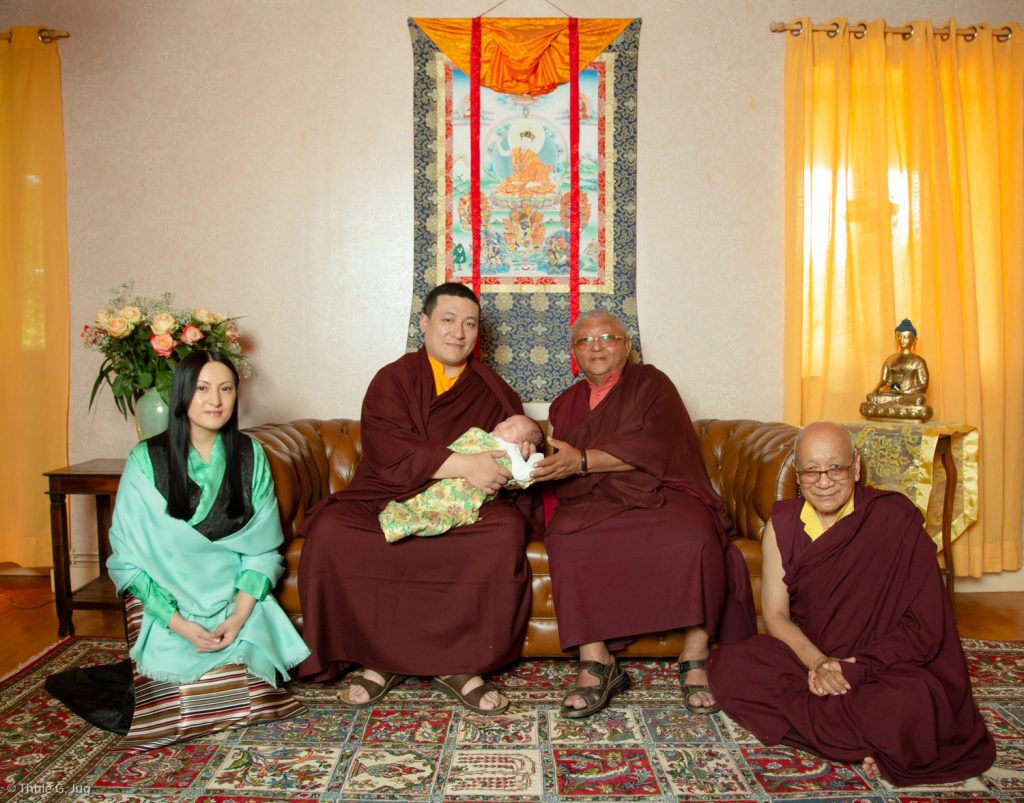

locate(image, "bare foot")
(862, 756), (881, 779)
(441, 674), (507, 711)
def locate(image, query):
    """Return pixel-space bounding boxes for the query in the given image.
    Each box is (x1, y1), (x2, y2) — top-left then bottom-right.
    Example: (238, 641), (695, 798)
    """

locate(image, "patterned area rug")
(2, 637), (1022, 802)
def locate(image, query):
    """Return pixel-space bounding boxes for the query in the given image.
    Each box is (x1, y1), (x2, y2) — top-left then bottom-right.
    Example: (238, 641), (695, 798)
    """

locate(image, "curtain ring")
(962, 26), (977, 42)
(37, 28), (54, 44)
(851, 22), (867, 39)
(996, 26), (1012, 42)
(790, 20), (803, 37)
(826, 22), (839, 38)
(901, 23), (915, 40)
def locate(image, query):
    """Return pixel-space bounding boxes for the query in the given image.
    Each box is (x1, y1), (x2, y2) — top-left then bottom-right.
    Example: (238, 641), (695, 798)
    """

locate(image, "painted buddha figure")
(495, 128), (556, 198)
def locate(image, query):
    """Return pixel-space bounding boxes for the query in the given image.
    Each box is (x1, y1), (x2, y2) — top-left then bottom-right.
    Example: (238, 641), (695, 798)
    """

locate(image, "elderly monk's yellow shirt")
(800, 494), (855, 541)
(428, 355), (465, 396)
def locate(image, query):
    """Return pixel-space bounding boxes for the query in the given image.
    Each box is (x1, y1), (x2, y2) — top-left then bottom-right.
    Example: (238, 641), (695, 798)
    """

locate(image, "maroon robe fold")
(297, 348), (531, 681)
(544, 361), (755, 651)
(707, 486), (994, 786)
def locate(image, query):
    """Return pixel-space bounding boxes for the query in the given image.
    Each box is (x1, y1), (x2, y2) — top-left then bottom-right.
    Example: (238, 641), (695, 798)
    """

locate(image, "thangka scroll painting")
(407, 17), (642, 403)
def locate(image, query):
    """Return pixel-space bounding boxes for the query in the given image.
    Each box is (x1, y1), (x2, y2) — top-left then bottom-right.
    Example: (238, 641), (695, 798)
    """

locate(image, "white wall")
(8, 0), (1021, 588)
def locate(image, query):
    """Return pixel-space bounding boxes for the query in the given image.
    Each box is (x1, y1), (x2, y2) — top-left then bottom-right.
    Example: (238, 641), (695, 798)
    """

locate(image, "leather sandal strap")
(577, 659), (614, 684)
(677, 659), (707, 674)
(564, 684), (602, 706)
(459, 680), (498, 708)
(348, 674), (387, 698)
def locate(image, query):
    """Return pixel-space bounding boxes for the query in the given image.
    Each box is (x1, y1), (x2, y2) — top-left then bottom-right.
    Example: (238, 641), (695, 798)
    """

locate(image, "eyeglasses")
(573, 334), (628, 349)
(795, 462), (855, 484)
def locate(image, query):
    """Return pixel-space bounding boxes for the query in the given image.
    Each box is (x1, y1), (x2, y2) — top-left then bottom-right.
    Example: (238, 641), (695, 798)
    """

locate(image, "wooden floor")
(0, 574), (1021, 678)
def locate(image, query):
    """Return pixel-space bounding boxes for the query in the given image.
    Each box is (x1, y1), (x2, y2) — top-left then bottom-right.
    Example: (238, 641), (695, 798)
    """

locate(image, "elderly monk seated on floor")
(296, 282), (533, 716)
(706, 421), (994, 786)
(530, 311), (756, 719)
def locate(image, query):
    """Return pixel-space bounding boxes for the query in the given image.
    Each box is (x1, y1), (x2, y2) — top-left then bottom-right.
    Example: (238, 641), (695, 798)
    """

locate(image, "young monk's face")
(419, 295), (479, 368)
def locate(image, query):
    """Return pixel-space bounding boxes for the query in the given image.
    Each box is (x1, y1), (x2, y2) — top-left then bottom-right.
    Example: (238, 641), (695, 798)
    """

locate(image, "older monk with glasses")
(530, 311), (756, 719)
(706, 421), (994, 786)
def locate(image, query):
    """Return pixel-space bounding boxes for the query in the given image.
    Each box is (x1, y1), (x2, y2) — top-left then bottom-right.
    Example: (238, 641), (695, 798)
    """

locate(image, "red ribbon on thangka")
(569, 17), (581, 375)
(470, 17), (482, 360)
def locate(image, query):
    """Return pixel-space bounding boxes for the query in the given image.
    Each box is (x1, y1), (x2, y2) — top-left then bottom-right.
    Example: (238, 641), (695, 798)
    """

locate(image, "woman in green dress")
(106, 349), (309, 751)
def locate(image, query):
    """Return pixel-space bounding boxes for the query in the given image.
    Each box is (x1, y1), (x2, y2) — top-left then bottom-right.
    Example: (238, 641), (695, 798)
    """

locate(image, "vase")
(134, 388), (169, 441)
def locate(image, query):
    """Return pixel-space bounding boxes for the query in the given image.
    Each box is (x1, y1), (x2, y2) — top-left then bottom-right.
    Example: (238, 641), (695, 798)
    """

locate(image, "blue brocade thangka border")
(407, 18), (642, 403)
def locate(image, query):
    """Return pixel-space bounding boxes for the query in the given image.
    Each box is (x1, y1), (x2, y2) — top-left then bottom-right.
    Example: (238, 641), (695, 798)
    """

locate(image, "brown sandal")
(339, 670), (407, 708)
(560, 659), (630, 719)
(430, 674), (510, 716)
(678, 659), (721, 714)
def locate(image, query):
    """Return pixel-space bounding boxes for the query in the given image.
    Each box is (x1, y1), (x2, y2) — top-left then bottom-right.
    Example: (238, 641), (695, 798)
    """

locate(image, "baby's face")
(494, 416), (538, 444)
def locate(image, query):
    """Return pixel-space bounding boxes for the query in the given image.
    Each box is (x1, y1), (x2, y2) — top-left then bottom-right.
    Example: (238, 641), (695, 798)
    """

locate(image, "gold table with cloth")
(843, 420), (979, 600)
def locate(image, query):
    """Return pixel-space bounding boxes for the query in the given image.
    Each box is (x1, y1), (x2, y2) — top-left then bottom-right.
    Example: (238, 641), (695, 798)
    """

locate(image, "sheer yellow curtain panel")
(0, 26), (70, 567)
(783, 19), (1024, 575)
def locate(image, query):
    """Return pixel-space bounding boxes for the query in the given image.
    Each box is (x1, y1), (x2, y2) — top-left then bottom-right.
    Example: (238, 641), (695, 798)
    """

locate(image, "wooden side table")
(44, 459), (125, 636)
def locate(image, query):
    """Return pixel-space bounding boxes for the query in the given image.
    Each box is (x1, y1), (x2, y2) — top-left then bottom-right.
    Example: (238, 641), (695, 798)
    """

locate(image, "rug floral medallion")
(2, 637), (1022, 802)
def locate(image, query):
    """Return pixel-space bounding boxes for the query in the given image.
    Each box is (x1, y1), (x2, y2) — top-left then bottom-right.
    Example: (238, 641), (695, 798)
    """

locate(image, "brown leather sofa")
(246, 418), (800, 657)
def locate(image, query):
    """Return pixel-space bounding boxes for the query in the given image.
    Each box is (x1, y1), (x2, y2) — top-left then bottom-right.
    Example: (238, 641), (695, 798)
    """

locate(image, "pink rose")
(150, 332), (177, 358)
(180, 323), (205, 345)
(224, 321), (240, 342)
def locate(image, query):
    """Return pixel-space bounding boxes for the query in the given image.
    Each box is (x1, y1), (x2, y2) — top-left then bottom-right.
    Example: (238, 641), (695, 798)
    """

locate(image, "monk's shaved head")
(794, 421), (856, 464)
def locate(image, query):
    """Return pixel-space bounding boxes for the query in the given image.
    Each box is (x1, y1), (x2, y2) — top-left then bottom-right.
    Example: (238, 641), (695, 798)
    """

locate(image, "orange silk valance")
(412, 17), (633, 96)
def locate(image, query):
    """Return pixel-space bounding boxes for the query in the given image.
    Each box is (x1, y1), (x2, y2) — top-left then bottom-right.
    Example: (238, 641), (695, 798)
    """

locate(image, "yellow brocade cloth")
(843, 420), (979, 549)
(800, 495), (855, 542)
(412, 18), (633, 96)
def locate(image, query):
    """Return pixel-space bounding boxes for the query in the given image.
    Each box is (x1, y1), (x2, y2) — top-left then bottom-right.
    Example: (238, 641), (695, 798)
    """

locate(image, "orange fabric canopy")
(412, 17), (633, 96)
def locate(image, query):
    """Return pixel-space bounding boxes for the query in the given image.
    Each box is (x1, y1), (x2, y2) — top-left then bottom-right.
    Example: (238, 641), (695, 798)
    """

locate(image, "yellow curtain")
(0, 27), (70, 567)
(783, 19), (1024, 576)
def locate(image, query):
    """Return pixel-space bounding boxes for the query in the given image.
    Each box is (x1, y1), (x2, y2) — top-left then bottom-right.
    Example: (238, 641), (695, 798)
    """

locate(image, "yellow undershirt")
(428, 354), (465, 396)
(800, 494), (855, 541)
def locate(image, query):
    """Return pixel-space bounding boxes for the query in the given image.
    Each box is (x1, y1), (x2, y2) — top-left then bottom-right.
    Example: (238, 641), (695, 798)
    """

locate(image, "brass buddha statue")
(860, 319), (933, 421)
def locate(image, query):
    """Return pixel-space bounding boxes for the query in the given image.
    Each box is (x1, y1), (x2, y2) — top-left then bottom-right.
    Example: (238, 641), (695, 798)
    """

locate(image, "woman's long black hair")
(165, 350), (244, 520)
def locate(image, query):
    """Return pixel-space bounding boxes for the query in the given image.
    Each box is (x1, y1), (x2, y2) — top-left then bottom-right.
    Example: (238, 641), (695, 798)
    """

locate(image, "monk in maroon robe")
(297, 284), (532, 714)
(531, 311), (755, 718)
(707, 421), (994, 785)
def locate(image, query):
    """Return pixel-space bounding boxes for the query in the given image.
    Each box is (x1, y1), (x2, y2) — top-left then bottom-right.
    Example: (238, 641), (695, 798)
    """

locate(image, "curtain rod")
(771, 21), (1013, 42)
(1, 28), (70, 43)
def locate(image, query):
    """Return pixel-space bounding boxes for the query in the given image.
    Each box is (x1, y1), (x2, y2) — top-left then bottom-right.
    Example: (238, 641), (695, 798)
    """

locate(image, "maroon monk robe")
(707, 486), (994, 786)
(297, 348), (532, 682)
(544, 361), (755, 651)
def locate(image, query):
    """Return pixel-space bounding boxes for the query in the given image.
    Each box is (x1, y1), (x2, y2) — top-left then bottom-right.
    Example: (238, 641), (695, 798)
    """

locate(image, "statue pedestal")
(859, 401), (933, 421)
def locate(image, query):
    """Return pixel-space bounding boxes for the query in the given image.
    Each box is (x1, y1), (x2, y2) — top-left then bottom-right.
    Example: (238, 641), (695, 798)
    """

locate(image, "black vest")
(147, 432), (255, 541)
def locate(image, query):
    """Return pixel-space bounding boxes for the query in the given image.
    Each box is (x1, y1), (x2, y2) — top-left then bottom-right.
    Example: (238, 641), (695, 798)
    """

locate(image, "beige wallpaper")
(8, 0), (1021, 589)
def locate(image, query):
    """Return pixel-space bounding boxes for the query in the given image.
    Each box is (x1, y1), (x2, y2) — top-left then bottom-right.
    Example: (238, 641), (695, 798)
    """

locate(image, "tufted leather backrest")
(694, 419), (800, 542)
(246, 416), (801, 645)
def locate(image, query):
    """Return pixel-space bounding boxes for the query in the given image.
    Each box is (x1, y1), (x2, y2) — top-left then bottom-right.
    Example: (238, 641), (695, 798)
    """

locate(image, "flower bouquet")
(82, 281), (252, 418)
